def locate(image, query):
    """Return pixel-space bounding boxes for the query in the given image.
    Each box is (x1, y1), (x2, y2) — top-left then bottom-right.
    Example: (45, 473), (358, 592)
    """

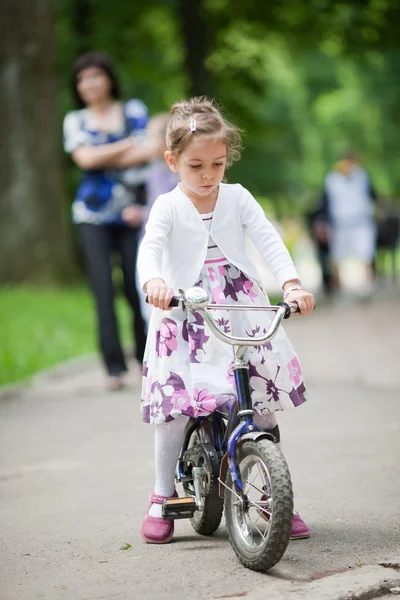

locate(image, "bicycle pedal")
(162, 497), (197, 520)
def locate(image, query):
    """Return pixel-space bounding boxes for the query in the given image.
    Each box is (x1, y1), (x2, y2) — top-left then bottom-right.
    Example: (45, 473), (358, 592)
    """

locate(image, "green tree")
(0, 0), (76, 283)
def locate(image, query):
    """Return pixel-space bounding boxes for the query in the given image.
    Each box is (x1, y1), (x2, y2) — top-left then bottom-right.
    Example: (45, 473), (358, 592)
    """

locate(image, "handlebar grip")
(168, 296), (181, 308)
(145, 295), (181, 308)
(278, 301), (300, 319)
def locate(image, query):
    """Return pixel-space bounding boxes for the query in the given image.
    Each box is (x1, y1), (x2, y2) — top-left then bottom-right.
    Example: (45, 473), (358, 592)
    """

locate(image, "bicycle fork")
(222, 349), (275, 505)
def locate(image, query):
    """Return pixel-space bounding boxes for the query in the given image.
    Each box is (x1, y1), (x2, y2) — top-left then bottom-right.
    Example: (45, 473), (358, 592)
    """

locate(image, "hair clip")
(190, 119), (196, 132)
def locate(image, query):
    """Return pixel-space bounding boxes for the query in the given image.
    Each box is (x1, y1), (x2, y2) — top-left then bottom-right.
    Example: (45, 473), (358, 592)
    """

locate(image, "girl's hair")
(166, 97), (242, 167)
(71, 52), (121, 108)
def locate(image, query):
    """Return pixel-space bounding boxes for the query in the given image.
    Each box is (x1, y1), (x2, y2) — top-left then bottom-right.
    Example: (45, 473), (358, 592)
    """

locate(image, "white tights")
(149, 412), (280, 518)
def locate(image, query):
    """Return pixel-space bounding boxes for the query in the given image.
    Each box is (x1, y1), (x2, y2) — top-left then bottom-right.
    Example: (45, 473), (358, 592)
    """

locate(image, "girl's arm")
(137, 196), (173, 292)
(241, 190), (299, 289)
(241, 190), (314, 314)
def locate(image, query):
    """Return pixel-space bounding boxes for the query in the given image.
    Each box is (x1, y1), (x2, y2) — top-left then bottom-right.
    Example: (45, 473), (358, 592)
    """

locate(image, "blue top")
(63, 99), (149, 225)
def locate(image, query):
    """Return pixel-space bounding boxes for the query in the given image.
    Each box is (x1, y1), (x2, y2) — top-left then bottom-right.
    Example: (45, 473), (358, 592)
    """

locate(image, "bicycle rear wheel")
(224, 439), (293, 571)
(182, 419), (224, 536)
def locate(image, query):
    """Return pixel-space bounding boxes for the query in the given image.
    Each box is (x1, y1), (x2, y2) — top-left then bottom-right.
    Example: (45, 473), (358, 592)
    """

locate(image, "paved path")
(1, 299), (399, 600)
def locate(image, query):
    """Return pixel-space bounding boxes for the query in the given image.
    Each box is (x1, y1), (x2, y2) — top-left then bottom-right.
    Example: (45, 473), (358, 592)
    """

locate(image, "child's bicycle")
(161, 286), (300, 572)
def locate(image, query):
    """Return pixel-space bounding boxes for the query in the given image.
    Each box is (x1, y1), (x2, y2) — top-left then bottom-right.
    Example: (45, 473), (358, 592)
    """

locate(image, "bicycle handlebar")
(146, 286), (300, 348)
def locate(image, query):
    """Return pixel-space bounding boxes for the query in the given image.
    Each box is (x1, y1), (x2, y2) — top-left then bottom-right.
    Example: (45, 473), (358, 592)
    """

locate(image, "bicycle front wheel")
(224, 439), (293, 572)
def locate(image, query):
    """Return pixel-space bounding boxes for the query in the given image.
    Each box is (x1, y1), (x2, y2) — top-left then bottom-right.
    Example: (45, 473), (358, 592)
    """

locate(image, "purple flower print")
(149, 373), (185, 422)
(149, 385), (165, 421)
(182, 312), (210, 363)
(249, 356), (308, 411)
(193, 388), (217, 417)
(171, 388), (192, 413)
(155, 318), (178, 357)
(208, 268), (227, 304)
(227, 362), (235, 386)
(218, 265), (257, 303)
(143, 375), (153, 406)
(265, 378), (280, 402)
(289, 381), (307, 407)
(218, 265), (242, 301)
(165, 371), (186, 391)
(287, 356), (302, 386)
(243, 279), (257, 302)
(142, 367), (237, 423)
(142, 404), (151, 422)
(246, 325), (273, 353)
(142, 361), (149, 377)
(216, 317), (231, 333)
(249, 363), (283, 403)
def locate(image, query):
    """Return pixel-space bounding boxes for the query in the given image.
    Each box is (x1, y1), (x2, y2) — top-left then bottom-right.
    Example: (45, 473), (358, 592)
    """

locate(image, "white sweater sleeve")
(137, 196), (173, 290)
(241, 189), (299, 288)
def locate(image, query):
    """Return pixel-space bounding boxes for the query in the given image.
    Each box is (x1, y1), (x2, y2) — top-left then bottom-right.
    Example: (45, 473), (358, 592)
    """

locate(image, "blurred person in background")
(63, 52), (161, 390)
(138, 113), (180, 324)
(141, 113), (180, 226)
(318, 152), (377, 296)
(308, 205), (332, 297)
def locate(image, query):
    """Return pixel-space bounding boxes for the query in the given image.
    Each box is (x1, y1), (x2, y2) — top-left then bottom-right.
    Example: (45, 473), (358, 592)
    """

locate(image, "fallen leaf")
(119, 542), (132, 551)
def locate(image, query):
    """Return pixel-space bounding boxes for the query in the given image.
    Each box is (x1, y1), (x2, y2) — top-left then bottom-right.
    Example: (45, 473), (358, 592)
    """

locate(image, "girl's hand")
(285, 289), (315, 316)
(146, 278), (174, 310)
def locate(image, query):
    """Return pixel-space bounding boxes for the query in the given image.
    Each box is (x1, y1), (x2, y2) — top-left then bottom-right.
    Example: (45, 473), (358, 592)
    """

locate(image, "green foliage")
(0, 286), (132, 386)
(53, 0), (400, 220)
(54, 0), (187, 115)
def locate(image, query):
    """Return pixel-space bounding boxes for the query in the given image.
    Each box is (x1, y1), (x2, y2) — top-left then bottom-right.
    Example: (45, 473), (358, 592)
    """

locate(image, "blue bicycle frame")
(177, 363), (264, 493)
(173, 287), (292, 498)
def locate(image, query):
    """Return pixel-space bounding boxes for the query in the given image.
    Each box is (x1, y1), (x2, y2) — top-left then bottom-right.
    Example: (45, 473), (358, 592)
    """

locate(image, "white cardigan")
(137, 183), (299, 292)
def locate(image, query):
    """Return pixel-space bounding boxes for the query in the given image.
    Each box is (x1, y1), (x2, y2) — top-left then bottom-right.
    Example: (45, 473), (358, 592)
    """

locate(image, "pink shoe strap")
(150, 491), (177, 505)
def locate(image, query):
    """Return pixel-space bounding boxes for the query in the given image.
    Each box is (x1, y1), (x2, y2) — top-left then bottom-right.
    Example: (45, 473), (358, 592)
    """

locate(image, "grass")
(0, 285), (132, 387)
(1, 283), (283, 388)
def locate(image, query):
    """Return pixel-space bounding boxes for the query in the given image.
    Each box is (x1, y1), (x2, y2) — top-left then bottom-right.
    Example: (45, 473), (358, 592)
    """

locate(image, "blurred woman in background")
(63, 52), (161, 390)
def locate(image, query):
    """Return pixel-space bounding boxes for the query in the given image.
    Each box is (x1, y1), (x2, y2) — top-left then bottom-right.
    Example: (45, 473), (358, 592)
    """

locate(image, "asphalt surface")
(1, 298), (399, 600)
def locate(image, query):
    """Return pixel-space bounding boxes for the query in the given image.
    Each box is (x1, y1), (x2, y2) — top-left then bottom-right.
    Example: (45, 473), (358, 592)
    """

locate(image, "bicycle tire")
(224, 439), (293, 571)
(183, 422), (224, 536)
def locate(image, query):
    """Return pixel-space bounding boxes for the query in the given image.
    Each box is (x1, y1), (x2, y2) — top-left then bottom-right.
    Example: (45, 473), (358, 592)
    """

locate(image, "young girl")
(137, 97), (315, 545)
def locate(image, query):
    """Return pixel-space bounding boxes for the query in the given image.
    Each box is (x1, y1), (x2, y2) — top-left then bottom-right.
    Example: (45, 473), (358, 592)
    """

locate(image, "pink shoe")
(141, 491), (178, 544)
(290, 512), (311, 540)
(258, 493), (311, 540)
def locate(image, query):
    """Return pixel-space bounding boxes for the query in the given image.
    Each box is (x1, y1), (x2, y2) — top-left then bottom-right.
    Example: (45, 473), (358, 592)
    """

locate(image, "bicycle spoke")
(246, 464), (259, 495)
(249, 510), (266, 530)
(248, 515), (269, 541)
(248, 497), (271, 518)
(247, 479), (267, 497)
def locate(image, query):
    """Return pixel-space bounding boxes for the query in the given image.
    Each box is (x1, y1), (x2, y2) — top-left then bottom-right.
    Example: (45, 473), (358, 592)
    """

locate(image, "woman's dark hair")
(72, 52), (121, 108)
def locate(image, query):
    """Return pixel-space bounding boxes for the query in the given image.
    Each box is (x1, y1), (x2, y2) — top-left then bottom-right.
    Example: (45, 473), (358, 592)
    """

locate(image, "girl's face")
(165, 136), (227, 201)
(76, 67), (112, 106)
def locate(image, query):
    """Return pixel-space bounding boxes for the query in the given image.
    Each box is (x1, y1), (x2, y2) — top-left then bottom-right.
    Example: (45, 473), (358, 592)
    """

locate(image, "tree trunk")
(177, 0), (214, 98)
(0, 0), (76, 283)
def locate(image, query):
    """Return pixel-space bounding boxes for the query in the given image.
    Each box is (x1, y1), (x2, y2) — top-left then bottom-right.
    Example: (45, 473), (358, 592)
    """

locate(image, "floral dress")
(141, 212), (307, 425)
